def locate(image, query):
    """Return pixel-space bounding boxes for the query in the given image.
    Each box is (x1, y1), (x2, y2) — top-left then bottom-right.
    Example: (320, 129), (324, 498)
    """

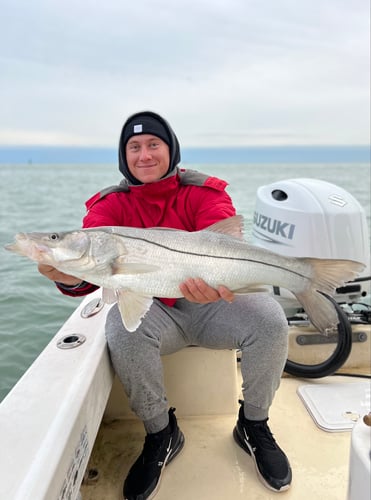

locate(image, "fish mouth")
(4, 242), (19, 253)
(5, 233), (53, 261)
(4, 233), (28, 253)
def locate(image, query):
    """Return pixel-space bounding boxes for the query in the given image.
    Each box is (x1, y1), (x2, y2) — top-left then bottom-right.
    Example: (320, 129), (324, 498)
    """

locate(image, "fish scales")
(5, 216), (365, 333)
(103, 226), (314, 297)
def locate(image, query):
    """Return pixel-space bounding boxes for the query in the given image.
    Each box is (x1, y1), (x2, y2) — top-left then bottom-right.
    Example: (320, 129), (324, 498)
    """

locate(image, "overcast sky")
(1, 0), (370, 147)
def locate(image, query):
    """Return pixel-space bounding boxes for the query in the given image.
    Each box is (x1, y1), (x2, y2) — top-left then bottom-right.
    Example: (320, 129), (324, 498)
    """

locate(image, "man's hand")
(179, 278), (235, 304)
(38, 264), (81, 286)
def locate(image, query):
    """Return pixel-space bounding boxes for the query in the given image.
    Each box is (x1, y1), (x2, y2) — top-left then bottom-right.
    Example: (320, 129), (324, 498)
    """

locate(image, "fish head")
(5, 230), (90, 268)
(83, 230), (132, 271)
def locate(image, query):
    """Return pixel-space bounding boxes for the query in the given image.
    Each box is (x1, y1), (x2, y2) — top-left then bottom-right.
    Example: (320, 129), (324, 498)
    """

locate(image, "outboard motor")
(252, 178), (371, 378)
(252, 178), (370, 305)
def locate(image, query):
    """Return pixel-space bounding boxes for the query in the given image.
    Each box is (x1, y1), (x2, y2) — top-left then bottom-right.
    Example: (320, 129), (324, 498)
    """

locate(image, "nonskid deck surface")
(80, 375), (357, 500)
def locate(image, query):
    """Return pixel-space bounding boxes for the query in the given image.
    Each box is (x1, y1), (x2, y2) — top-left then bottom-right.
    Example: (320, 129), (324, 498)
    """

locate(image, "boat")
(0, 178), (370, 500)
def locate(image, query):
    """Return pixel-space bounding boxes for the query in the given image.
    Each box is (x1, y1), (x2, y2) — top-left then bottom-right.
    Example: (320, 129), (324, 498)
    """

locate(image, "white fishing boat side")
(0, 290), (113, 500)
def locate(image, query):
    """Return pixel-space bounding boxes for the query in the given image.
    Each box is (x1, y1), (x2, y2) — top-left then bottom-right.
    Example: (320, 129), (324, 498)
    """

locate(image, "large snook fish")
(5, 216), (364, 333)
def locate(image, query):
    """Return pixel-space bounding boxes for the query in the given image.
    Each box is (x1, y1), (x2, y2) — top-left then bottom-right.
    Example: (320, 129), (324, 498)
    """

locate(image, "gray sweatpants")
(105, 293), (288, 433)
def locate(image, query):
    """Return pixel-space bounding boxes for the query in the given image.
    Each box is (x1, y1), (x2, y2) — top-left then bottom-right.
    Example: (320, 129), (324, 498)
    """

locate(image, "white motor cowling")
(251, 178), (370, 304)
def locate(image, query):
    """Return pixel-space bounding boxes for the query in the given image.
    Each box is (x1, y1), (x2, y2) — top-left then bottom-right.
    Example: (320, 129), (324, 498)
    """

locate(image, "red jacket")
(57, 169), (236, 301)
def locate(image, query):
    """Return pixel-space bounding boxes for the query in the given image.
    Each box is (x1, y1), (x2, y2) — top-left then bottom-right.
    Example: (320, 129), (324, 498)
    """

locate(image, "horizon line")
(0, 144), (369, 165)
(0, 143), (369, 149)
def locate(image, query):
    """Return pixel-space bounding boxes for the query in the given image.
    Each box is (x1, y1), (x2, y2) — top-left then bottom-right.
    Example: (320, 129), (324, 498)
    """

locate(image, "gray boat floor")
(80, 374), (361, 500)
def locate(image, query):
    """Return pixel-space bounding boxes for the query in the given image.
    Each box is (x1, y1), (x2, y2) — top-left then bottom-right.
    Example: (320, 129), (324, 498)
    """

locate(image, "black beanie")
(122, 115), (171, 147)
(118, 111), (181, 185)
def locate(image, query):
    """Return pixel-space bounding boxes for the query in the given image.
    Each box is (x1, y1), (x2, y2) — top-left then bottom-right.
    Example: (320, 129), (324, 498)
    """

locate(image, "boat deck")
(80, 374), (360, 500)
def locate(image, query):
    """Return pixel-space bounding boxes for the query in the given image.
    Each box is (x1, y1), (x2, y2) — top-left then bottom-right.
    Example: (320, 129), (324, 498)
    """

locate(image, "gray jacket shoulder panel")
(95, 168), (215, 202)
(178, 168), (209, 186)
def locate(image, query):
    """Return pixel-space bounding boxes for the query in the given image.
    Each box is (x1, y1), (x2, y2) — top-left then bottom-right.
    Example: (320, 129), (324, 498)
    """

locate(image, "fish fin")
(116, 290), (153, 332)
(204, 215), (244, 240)
(301, 257), (365, 294)
(294, 257), (365, 334)
(102, 288), (117, 304)
(111, 257), (160, 275)
(293, 289), (340, 335)
(233, 285), (270, 294)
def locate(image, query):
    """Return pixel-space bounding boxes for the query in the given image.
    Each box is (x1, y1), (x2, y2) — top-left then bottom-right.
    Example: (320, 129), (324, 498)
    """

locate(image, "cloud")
(0, 0), (369, 146)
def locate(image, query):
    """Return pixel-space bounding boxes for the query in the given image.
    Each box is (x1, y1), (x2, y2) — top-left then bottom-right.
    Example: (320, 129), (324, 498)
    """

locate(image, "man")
(39, 111), (292, 499)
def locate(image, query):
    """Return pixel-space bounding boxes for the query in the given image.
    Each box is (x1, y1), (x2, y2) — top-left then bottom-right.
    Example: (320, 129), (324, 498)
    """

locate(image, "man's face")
(125, 134), (170, 184)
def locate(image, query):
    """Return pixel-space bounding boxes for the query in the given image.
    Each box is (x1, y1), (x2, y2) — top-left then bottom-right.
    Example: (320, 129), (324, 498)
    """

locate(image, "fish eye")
(49, 233), (60, 241)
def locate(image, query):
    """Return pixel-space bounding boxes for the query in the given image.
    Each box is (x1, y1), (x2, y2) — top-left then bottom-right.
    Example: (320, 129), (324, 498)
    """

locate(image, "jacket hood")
(118, 111), (181, 185)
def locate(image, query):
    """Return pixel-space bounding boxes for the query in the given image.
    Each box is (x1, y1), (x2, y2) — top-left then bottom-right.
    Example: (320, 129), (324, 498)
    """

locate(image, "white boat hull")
(0, 290), (113, 500)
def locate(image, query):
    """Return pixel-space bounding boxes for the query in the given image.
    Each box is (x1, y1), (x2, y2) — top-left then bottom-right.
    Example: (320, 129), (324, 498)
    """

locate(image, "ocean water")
(0, 161), (370, 402)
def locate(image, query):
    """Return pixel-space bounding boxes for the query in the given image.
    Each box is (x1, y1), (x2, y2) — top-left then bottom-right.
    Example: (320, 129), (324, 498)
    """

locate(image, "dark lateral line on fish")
(120, 234), (310, 281)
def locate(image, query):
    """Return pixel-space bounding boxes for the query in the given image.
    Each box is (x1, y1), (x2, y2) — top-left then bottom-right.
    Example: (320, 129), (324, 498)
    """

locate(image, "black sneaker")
(233, 400), (292, 492)
(123, 407), (185, 500)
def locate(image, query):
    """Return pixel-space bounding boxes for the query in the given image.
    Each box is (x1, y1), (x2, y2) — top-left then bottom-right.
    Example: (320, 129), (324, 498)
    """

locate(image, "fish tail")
(294, 289), (340, 334)
(294, 258), (365, 335)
